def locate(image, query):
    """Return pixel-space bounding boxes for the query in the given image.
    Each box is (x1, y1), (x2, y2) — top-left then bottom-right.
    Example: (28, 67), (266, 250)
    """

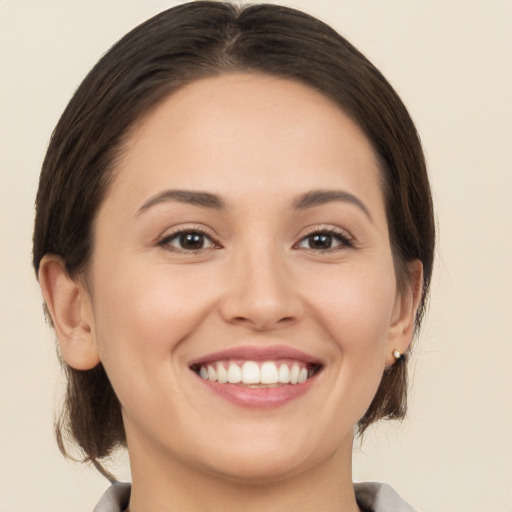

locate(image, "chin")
(201, 451), (316, 484)
(185, 427), (345, 485)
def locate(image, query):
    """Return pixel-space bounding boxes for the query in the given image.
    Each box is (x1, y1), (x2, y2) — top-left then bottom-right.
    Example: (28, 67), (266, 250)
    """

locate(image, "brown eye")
(306, 233), (335, 249)
(161, 231), (216, 251)
(297, 230), (352, 250)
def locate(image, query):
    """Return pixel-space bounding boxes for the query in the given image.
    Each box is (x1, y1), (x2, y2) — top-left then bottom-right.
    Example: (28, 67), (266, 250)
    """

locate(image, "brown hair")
(33, 1), (435, 475)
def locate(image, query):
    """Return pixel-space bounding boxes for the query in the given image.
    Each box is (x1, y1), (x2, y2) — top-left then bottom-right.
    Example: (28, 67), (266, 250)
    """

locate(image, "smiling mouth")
(191, 360), (322, 387)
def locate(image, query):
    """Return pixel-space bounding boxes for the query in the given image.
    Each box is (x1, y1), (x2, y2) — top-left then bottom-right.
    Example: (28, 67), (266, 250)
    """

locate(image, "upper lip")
(188, 345), (322, 367)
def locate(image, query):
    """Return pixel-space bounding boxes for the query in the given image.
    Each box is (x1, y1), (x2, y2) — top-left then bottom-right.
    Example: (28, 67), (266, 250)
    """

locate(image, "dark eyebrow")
(292, 190), (373, 222)
(136, 189), (226, 215)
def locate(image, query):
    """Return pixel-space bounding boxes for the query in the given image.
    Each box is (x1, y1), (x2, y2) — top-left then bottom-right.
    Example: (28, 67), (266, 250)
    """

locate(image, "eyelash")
(294, 226), (354, 252)
(157, 226), (354, 253)
(158, 227), (220, 253)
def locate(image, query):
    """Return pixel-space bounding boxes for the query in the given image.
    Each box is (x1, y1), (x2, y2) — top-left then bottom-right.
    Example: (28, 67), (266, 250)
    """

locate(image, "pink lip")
(188, 345), (322, 366)
(188, 345), (322, 409)
(196, 377), (316, 409)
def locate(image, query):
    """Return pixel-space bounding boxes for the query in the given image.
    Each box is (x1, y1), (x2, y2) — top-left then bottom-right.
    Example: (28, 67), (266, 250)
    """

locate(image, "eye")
(159, 230), (218, 252)
(296, 229), (353, 251)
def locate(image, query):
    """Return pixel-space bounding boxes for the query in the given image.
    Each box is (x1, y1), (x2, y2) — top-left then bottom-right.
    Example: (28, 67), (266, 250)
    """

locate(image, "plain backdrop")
(1, 1), (511, 511)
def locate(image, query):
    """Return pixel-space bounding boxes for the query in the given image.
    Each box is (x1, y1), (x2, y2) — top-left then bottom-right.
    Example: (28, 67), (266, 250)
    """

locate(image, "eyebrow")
(292, 190), (373, 222)
(137, 189), (226, 214)
(136, 188), (372, 222)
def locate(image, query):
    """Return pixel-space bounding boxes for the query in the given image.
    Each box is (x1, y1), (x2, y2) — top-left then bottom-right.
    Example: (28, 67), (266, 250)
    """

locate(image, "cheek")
(307, 260), (397, 410)
(89, 256), (220, 381)
(307, 260), (397, 349)
(87, 258), (227, 438)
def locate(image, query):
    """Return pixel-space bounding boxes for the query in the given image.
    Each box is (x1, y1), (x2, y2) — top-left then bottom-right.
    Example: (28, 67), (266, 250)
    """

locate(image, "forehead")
(105, 73), (384, 216)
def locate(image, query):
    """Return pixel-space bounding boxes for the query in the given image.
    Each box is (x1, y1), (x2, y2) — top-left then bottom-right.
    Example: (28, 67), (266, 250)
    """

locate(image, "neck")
(126, 435), (361, 512)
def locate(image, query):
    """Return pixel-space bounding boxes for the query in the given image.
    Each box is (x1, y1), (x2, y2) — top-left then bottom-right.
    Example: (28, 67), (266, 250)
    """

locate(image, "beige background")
(1, 0), (511, 511)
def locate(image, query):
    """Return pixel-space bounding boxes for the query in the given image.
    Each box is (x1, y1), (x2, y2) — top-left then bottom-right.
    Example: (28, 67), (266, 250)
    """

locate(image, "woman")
(33, 2), (435, 511)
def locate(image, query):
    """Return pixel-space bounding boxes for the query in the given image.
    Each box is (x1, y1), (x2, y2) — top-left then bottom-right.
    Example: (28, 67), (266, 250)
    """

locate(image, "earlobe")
(38, 255), (100, 370)
(386, 260), (424, 367)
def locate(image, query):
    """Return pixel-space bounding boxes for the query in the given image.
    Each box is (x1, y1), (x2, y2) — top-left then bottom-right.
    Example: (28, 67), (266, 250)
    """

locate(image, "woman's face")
(82, 74), (412, 480)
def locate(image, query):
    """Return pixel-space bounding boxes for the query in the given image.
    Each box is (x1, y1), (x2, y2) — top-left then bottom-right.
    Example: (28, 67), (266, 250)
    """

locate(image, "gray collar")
(94, 481), (417, 512)
(354, 482), (418, 512)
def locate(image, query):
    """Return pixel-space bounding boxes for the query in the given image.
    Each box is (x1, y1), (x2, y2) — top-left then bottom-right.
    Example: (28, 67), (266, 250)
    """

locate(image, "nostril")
(219, 291), (304, 330)
(231, 315), (296, 331)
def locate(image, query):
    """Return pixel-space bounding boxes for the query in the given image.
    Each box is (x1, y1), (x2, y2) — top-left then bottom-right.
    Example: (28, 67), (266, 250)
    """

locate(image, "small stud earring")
(392, 349), (403, 361)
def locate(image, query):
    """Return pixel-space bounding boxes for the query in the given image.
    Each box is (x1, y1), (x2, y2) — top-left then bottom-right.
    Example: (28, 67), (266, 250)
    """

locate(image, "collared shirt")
(93, 481), (417, 512)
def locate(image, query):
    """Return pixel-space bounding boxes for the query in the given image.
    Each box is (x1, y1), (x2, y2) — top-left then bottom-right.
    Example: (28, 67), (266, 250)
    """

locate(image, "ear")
(38, 255), (100, 370)
(385, 260), (424, 367)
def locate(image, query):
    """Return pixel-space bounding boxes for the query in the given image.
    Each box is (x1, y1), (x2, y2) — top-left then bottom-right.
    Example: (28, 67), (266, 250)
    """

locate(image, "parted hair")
(33, 1), (435, 477)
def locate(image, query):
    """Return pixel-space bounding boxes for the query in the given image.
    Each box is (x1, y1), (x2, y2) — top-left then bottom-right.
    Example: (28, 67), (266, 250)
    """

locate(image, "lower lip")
(195, 374), (316, 409)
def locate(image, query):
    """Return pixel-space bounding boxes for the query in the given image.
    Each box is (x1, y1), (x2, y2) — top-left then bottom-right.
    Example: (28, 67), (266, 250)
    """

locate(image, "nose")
(219, 248), (304, 331)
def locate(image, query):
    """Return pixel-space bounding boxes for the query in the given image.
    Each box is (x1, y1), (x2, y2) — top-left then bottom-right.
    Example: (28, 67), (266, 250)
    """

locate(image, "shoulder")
(354, 482), (418, 512)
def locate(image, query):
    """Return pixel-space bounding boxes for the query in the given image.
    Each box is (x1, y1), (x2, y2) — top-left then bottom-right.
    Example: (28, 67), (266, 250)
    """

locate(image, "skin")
(39, 74), (422, 512)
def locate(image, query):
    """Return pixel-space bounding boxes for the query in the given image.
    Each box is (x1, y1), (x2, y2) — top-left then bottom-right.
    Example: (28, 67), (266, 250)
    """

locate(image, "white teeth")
(278, 364), (290, 384)
(217, 362), (228, 383)
(290, 363), (300, 384)
(197, 360), (317, 385)
(260, 362), (279, 384)
(207, 365), (217, 381)
(241, 361), (260, 384)
(227, 362), (242, 383)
